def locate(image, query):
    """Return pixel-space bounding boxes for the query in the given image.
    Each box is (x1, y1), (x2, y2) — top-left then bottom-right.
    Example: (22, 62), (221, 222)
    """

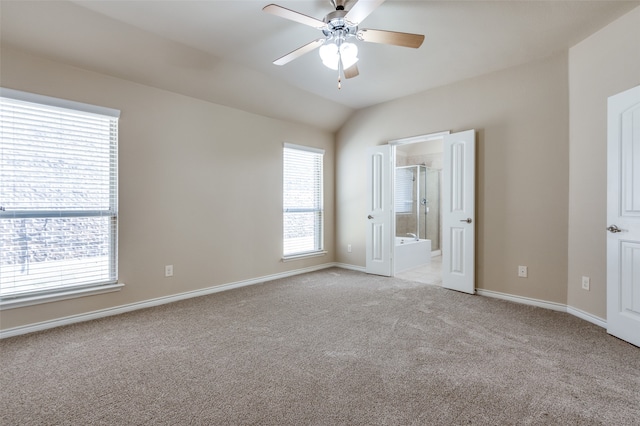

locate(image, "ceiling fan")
(263, 0), (425, 88)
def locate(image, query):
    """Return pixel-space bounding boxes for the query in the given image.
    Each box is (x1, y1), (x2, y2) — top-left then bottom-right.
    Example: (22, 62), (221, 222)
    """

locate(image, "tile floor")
(395, 255), (442, 285)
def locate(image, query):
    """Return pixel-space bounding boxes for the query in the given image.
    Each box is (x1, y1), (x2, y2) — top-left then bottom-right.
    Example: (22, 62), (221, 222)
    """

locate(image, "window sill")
(0, 283), (125, 310)
(282, 251), (328, 262)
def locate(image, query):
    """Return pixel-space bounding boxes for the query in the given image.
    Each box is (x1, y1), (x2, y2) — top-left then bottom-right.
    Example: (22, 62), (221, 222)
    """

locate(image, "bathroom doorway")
(366, 130), (475, 293)
(393, 136), (444, 285)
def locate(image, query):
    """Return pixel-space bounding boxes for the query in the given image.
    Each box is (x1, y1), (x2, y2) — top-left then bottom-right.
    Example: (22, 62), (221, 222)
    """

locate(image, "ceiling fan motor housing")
(322, 10), (359, 42)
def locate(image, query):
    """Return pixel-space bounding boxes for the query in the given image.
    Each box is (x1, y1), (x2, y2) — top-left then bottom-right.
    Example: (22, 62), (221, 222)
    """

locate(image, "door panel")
(366, 145), (392, 276)
(607, 85), (640, 347)
(451, 227), (465, 273)
(442, 130), (476, 294)
(620, 242), (640, 315)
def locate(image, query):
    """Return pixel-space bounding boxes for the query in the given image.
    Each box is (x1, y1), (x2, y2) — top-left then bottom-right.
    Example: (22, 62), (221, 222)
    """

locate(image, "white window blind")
(395, 167), (414, 214)
(283, 143), (324, 257)
(0, 89), (119, 299)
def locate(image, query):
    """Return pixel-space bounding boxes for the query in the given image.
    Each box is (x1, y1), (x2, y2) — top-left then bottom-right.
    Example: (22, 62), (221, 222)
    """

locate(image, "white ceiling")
(1, 1), (638, 131)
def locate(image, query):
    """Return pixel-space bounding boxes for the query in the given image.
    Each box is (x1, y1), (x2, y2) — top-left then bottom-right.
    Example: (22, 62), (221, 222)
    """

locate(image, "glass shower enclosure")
(395, 165), (441, 251)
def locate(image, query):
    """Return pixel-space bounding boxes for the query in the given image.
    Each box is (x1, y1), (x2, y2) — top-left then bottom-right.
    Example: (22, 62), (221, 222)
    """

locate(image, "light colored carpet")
(1, 268), (639, 425)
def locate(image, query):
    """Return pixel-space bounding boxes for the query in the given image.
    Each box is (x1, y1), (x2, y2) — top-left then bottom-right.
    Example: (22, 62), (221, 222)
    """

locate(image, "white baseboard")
(477, 289), (567, 312)
(0, 262), (338, 339)
(2, 264), (608, 338)
(333, 263), (366, 273)
(477, 289), (607, 328)
(566, 306), (607, 328)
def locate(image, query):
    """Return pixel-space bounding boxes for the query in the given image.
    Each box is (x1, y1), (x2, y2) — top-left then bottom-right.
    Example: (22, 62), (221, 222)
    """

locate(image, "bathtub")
(395, 237), (431, 273)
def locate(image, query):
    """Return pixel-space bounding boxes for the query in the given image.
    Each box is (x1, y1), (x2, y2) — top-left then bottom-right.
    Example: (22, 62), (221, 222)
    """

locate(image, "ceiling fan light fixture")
(319, 40), (359, 71)
(339, 42), (358, 68)
(319, 42), (340, 70)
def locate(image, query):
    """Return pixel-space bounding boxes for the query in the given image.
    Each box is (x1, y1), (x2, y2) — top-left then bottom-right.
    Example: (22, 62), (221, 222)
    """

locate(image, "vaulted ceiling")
(1, 1), (638, 131)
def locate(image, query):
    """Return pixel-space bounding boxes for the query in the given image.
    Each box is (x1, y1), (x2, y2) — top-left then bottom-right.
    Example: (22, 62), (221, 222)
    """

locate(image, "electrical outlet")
(347, 244), (352, 253)
(518, 265), (528, 278)
(582, 276), (590, 291)
(165, 265), (173, 277)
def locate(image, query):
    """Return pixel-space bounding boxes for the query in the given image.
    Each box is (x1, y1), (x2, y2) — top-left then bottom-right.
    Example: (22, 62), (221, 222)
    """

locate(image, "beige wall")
(336, 52), (570, 304)
(567, 6), (640, 319)
(0, 47), (335, 330)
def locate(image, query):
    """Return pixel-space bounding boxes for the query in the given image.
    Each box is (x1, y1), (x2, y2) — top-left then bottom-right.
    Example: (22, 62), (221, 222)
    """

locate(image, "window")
(0, 88), (121, 306)
(395, 167), (414, 214)
(283, 143), (324, 258)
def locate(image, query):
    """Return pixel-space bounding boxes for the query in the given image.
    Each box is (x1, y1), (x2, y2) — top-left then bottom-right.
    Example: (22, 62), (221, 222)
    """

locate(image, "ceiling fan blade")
(345, 0), (386, 25)
(263, 4), (326, 29)
(343, 63), (359, 79)
(273, 38), (325, 66)
(358, 29), (425, 48)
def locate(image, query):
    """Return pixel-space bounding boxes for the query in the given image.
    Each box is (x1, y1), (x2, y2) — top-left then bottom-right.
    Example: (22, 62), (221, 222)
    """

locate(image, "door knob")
(368, 215), (374, 219)
(607, 224), (622, 233)
(460, 218), (472, 223)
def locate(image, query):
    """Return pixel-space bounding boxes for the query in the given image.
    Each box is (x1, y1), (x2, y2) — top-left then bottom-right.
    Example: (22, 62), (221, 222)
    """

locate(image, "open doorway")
(392, 136), (444, 285)
(366, 130), (475, 293)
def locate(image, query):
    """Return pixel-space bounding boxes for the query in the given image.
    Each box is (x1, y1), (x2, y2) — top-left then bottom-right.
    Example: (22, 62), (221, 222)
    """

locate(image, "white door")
(442, 130), (476, 294)
(607, 85), (640, 347)
(366, 145), (392, 276)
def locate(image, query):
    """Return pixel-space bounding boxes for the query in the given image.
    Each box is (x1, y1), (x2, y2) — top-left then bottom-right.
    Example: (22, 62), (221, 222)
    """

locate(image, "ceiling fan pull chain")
(338, 53), (342, 89)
